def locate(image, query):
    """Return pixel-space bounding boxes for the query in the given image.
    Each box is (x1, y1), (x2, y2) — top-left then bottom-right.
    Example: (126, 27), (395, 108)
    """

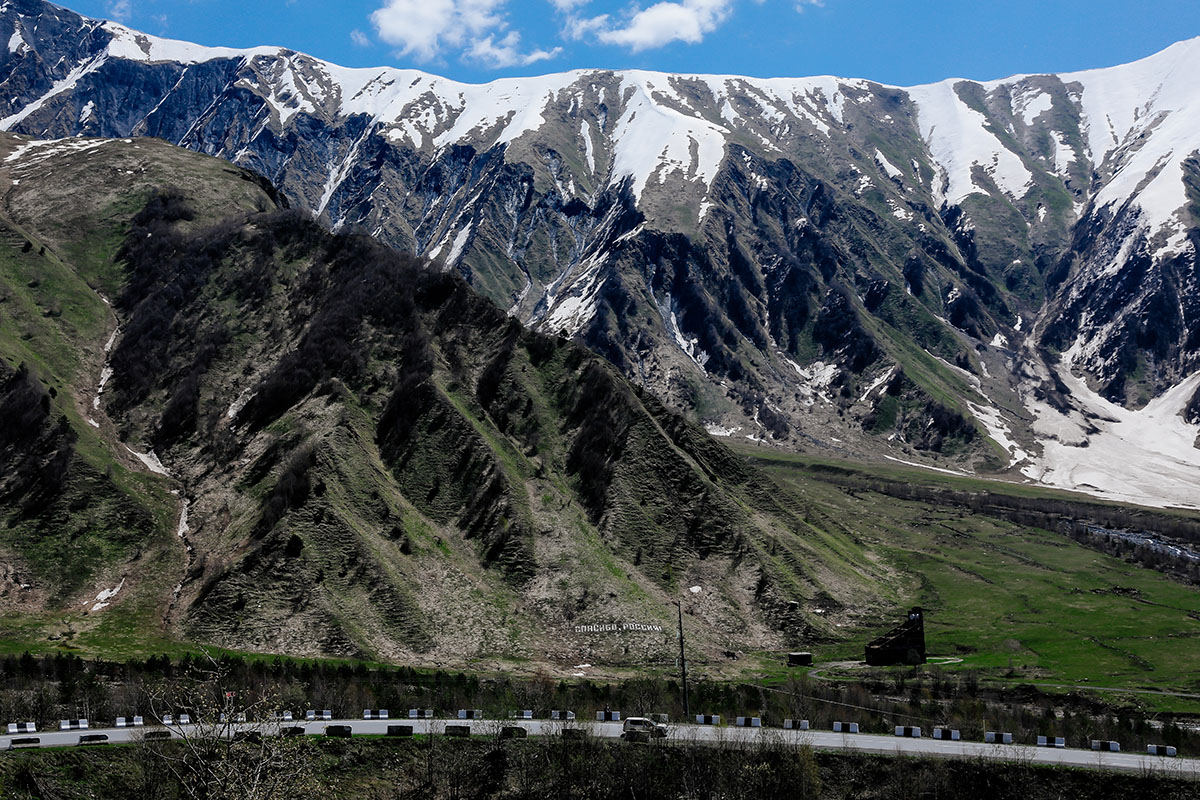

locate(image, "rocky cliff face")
(3, 0), (1199, 508)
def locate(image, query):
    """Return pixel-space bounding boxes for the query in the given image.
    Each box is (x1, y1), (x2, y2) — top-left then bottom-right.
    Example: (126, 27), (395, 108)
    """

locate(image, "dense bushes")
(0, 361), (76, 510)
(2, 651), (1198, 767)
(237, 229), (429, 431)
(563, 358), (635, 521)
(814, 287), (878, 372)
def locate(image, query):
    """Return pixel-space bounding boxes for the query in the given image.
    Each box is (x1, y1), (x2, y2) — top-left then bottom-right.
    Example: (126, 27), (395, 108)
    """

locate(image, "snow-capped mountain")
(3, 0), (1198, 508)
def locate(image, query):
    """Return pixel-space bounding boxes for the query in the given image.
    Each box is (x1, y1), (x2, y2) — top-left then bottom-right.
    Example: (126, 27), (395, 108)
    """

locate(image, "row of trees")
(4, 729), (1196, 800)
(1, 652), (1196, 754)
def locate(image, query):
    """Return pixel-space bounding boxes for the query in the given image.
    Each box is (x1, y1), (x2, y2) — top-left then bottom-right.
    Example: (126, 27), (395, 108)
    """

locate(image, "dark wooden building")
(864, 607), (926, 666)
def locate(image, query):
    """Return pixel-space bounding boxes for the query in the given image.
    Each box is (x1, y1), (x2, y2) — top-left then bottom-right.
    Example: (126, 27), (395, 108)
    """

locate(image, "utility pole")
(676, 601), (690, 719)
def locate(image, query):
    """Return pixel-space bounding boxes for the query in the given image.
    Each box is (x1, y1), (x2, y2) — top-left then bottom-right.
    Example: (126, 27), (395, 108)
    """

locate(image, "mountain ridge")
(2, 0), (1199, 510)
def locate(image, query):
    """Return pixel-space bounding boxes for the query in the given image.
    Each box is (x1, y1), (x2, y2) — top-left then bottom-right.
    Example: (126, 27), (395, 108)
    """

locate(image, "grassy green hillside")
(0, 133), (903, 667)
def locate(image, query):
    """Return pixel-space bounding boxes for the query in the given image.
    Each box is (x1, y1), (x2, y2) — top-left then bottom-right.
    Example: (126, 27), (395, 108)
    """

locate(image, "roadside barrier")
(115, 717), (144, 728)
(832, 722), (859, 733)
(932, 728), (960, 740)
(985, 731), (1013, 744)
(408, 709), (434, 719)
(695, 714), (720, 725)
(596, 711), (620, 722)
(511, 710), (534, 720)
(457, 709), (483, 720)
(445, 724), (470, 737)
(306, 710), (332, 721)
(363, 709), (389, 720)
(736, 717), (762, 728)
(1091, 740), (1121, 752)
(551, 710), (575, 721)
(6, 723), (36, 734)
(59, 719), (89, 730)
(894, 726), (921, 738)
(386, 725), (414, 737)
(1147, 744), (1177, 757)
(1037, 736), (1065, 748)
(784, 719), (809, 730)
(324, 725), (352, 738)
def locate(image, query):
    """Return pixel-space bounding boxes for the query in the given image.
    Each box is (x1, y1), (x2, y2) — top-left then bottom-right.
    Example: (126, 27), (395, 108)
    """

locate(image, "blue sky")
(67, 0), (1200, 85)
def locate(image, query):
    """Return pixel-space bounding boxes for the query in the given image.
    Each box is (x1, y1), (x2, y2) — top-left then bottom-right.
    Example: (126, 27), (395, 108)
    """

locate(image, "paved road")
(3, 719), (1196, 775)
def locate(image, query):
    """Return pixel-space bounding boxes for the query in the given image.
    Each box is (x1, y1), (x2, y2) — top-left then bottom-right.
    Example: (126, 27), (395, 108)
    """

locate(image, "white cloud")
(106, 0), (132, 22)
(795, 0), (824, 9)
(371, 0), (499, 61)
(350, 29), (371, 47)
(564, 13), (609, 41)
(573, 0), (734, 52)
(467, 31), (562, 67)
(372, 0), (558, 67)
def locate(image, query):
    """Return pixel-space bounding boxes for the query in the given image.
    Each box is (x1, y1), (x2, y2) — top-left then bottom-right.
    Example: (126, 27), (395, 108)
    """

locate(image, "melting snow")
(226, 388), (256, 420)
(90, 578), (125, 612)
(93, 366), (112, 409)
(446, 223), (472, 266)
(874, 149), (904, 180)
(541, 252), (606, 336)
(883, 455), (970, 476)
(858, 366), (896, 404)
(1012, 88), (1053, 126)
(784, 357), (838, 404)
(906, 80), (1033, 205)
(104, 21), (278, 65)
(127, 447), (170, 476)
(580, 119), (595, 174)
(1, 52), (109, 130)
(704, 423), (741, 437)
(966, 400), (1029, 468)
(176, 500), (190, 538)
(1021, 368), (1200, 510)
(609, 73), (728, 201)
(657, 292), (709, 369)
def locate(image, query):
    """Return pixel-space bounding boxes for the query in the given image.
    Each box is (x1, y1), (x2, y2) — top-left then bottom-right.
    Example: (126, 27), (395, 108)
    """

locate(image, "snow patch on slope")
(610, 73), (728, 201)
(104, 21), (279, 64)
(1021, 368), (1200, 510)
(966, 400), (1028, 468)
(90, 578), (125, 612)
(907, 80), (1033, 205)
